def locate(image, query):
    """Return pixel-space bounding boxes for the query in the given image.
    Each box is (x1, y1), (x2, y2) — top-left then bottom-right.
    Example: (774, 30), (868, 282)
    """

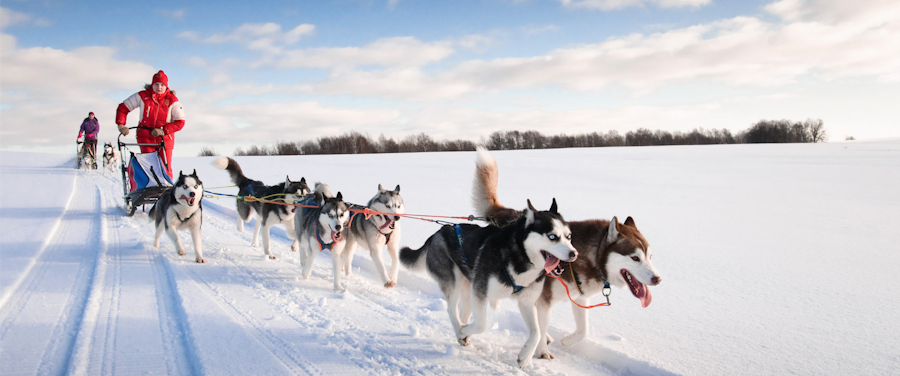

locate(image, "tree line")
(197, 118), (828, 156)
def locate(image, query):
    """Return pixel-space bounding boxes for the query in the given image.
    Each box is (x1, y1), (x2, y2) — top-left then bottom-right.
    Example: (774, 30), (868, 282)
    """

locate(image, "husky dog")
(102, 142), (120, 174)
(343, 184), (405, 288)
(296, 183), (352, 292)
(212, 157), (310, 259)
(149, 170), (206, 263)
(471, 147), (662, 360)
(400, 199), (577, 369)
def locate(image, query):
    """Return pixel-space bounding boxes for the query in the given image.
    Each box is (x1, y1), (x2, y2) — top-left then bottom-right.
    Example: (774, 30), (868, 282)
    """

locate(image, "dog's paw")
(384, 280), (396, 288)
(250, 243), (258, 248)
(291, 244), (299, 252)
(546, 334), (554, 345)
(538, 350), (555, 360)
(196, 257), (207, 264)
(517, 356), (532, 369)
(177, 249), (186, 256)
(153, 241), (160, 248)
(268, 255), (277, 260)
(560, 333), (585, 348)
(457, 335), (471, 347)
(334, 286), (346, 293)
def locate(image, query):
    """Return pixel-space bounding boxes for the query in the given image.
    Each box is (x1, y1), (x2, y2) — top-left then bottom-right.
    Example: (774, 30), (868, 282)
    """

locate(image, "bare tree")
(805, 118), (828, 143)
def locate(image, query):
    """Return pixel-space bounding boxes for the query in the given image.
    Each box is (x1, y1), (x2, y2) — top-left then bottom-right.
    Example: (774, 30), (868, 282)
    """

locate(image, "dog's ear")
(300, 177), (306, 184)
(394, 184), (400, 193)
(624, 216), (635, 227)
(378, 184), (385, 192)
(524, 199), (536, 227)
(336, 191), (343, 201)
(607, 216), (620, 244)
(178, 170), (184, 178)
(549, 198), (558, 214)
(315, 191), (324, 205)
(192, 169), (197, 177)
(285, 175), (291, 185)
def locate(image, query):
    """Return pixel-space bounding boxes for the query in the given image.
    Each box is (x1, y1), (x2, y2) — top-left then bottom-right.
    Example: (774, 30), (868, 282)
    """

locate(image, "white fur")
(153, 176), (205, 263)
(343, 184), (406, 288)
(298, 185), (352, 293)
(458, 217), (577, 369)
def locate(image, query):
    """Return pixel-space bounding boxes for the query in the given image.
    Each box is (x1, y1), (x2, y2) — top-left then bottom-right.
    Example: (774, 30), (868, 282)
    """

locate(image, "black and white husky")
(102, 142), (119, 175)
(149, 170), (205, 263)
(400, 199), (577, 369)
(296, 184), (352, 292)
(344, 184), (405, 288)
(212, 157), (310, 259)
(471, 147), (662, 360)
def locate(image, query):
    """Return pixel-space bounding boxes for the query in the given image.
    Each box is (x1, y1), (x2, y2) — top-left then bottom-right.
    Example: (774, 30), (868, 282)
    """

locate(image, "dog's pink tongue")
(543, 254), (560, 274)
(180, 195), (194, 205)
(636, 284), (653, 308)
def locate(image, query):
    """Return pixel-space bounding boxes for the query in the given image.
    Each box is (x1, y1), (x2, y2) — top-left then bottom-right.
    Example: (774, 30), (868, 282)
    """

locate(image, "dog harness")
(315, 227), (340, 251)
(350, 210), (395, 243)
(503, 266), (526, 294)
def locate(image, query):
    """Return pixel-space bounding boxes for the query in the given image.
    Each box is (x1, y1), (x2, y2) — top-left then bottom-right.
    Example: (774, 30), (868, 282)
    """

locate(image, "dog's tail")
(472, 147), (521, 226)
(147, 202), (157, 222)
(399, 245), (428, 273)
(212, 157), (252, 188)
(314, 182), (333, 198)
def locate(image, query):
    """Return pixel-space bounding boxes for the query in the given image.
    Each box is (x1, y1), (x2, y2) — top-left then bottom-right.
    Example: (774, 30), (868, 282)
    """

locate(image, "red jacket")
(116, 88), (185, 149)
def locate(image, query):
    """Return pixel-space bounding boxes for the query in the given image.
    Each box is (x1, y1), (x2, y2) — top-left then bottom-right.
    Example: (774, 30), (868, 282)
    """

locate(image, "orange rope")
(547, 274), (610, 309)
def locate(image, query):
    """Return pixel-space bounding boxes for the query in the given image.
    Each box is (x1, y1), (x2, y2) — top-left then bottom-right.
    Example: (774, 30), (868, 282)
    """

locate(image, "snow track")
(1, 161), (672, 376)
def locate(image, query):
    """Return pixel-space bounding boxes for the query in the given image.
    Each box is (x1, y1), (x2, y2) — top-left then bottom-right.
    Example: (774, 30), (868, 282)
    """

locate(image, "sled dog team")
(148, 148), (662, 369)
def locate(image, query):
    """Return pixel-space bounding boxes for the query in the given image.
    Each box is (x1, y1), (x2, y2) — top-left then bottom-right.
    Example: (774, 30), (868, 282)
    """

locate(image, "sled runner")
(118, 126), (173, 216)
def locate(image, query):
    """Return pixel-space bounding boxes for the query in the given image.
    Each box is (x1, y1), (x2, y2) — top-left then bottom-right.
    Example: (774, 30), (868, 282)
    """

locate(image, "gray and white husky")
(212, 157), (310, 259)
(296, 183), (352, 292)
(344, 184), (405, 288)
(400, 199), (577, 369)
(102, 142), (119, 175)
(149, 170), (205, 263)
(471, 147), (662, 360)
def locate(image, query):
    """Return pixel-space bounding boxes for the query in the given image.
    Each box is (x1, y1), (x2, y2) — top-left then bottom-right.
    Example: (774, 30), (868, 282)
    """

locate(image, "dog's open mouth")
(622, 269), (652, 307)
(541, 251), (560, 274)
(332, 230), (342, 243)
(180, 195), (196, 206)
(379, 217), (394, 231)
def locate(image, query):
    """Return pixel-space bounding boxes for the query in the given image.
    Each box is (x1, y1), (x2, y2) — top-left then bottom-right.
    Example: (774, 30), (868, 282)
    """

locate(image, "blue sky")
(2, 0), (899, 156)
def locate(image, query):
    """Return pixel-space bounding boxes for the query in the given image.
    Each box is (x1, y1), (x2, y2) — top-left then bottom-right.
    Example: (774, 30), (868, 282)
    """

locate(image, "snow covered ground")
(1, 140), (898, 375)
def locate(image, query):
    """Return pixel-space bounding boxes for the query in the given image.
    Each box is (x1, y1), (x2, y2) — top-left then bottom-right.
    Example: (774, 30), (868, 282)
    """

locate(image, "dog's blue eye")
(548, 234), (558, 241)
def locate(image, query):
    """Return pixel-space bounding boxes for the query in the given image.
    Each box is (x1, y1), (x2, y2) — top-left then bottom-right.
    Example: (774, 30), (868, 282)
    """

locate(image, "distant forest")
(198, 118), (828, 156)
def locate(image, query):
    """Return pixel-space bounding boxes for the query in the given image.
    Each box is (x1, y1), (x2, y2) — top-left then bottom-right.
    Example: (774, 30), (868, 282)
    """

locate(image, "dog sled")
(76, 139), (97, 170)
(118, 126), (173, 216)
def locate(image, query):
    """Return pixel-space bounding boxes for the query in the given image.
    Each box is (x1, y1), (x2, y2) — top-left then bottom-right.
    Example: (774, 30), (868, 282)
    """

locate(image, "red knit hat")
(151, 70), (169, 86)
(89, 112), (94, 116)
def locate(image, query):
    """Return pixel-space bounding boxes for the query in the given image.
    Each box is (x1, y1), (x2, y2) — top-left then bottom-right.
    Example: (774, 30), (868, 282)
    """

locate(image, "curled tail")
(211, 157), (252, 188)
(400, 245), (428, 273)
(471, 147), (521, 226)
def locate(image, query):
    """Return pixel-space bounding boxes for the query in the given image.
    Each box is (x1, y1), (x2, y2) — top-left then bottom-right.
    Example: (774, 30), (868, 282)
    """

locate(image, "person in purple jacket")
(77, 111), (100, 169)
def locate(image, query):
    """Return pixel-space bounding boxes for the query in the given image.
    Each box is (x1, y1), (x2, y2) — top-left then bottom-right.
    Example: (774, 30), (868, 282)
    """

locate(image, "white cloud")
(156, 9), (186, 20)
(274, 37), (455, 69)
(522, 25), (559, 36)
(179, 23), (315, 54)
(0, 6), (51, 28)
(0, 34), (155, 148)
(558, 0), (711, 11)
(303, 0), (900, 100)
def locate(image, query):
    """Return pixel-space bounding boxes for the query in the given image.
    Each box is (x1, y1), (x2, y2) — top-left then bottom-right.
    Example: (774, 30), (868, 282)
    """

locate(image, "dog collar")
(315, 227), (341, 251)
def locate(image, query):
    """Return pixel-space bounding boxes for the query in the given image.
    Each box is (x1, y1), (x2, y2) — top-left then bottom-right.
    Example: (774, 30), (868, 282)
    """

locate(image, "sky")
(1, 0), (899, 157)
